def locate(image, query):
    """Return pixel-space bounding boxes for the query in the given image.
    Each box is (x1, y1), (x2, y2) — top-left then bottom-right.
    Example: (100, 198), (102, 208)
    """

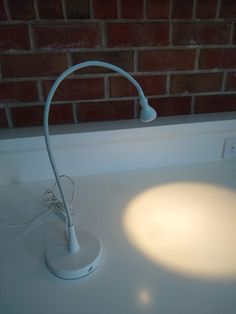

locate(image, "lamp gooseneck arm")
(44, 61), (157, 253)
(44, 61), (151, 222)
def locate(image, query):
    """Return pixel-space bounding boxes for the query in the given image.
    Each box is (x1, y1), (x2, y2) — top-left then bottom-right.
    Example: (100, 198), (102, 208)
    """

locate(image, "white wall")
(1, 116), (236, 185)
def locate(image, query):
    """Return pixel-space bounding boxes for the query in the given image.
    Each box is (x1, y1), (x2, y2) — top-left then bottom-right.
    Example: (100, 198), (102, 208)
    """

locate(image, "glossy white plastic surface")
(140, 97), (157, 122)
(46, 230), (102, 280)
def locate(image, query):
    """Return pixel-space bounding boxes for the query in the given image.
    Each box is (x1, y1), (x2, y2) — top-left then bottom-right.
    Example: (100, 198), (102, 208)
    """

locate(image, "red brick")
(43, 78), (104, 101)
(33, 24), (101, 49)
(93, 0), (117, 19)
(234, 27), (236, 44)
(0, 53), (68, 78)
(65, 0), (90, 19)
(226, 73), (236, 91)
(8, 0), (36, 20)
(195, 0), (218, 19)
(11, 103), (74, 127)
(109, 75), (166, 97)
(195, 95), (236, 113)
(0, 108), (8, 128)
(146, 1), (169, 19)
(173, 22), (230, 46)
(121, 0), (143, 19)
(37, 0), (64, 19)
(49, 104), (74, 124)
(138, 49), (196, 72)
(220, 0), (236, 18)
(172, 0), (193, 19)
(150, 97), (192, 116)
(78, 100), (134, 122)
(11, 105), (43, 127)
(0, 25), (30, 50)
(107, 23), (168, 47)
(200, 48), (236, 69)
(0, 81), (38, 103)
(72, 51), (134, 74)
(0, 0), (7, 20)
(170, 73), (223, 94)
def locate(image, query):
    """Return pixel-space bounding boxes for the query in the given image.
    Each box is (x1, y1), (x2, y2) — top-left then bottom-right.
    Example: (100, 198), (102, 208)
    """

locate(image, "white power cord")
(0, 175), (76, 232)
(42, 175), (76, 228)
(0, 208), (54, 229)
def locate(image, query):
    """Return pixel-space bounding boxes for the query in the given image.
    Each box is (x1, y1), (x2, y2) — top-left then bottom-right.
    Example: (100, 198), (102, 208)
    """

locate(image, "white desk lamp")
(44, 61), (157, 279)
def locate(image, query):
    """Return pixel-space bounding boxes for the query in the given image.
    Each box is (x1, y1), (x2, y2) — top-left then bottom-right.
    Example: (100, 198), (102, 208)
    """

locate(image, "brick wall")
(0, 0), (236, 128)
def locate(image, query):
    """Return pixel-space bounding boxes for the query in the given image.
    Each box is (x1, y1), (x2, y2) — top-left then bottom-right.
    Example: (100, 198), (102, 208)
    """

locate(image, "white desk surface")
(1, 160), (236, 314)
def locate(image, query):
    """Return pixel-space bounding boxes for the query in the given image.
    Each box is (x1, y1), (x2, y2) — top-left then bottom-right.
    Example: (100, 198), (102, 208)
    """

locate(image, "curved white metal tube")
(44, 61), (157, 253)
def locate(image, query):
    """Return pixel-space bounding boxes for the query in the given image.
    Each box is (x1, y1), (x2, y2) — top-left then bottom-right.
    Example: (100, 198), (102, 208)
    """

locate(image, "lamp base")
(46, 230), (102, 280)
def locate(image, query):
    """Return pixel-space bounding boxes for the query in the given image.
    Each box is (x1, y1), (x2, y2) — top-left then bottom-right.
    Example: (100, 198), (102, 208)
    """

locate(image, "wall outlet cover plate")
(222, 137), (236, 160)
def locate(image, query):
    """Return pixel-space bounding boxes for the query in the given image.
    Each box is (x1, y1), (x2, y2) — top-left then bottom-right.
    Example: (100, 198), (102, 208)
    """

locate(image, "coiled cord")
(0, 175), (76, 232)
(42, 175), (76, 227)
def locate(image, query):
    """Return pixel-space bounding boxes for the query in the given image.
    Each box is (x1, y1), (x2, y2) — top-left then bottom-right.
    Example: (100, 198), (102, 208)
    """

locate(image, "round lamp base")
(46, 230), (102, 280)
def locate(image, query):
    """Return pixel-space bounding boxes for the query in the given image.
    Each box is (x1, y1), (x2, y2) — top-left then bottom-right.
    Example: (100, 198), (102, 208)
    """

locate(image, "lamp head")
(139, 97), (157, 122)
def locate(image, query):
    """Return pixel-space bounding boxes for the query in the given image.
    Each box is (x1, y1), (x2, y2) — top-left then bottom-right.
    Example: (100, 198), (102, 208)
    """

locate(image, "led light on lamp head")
(140, 97), (157, 122)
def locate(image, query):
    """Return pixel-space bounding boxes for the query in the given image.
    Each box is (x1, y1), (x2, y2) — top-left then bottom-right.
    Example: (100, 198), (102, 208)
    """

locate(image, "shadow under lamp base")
(46, 230), (102, 280)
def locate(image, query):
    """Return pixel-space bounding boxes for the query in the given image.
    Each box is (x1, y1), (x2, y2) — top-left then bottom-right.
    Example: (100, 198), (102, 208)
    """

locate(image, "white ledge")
(1, 113), (236, 185)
